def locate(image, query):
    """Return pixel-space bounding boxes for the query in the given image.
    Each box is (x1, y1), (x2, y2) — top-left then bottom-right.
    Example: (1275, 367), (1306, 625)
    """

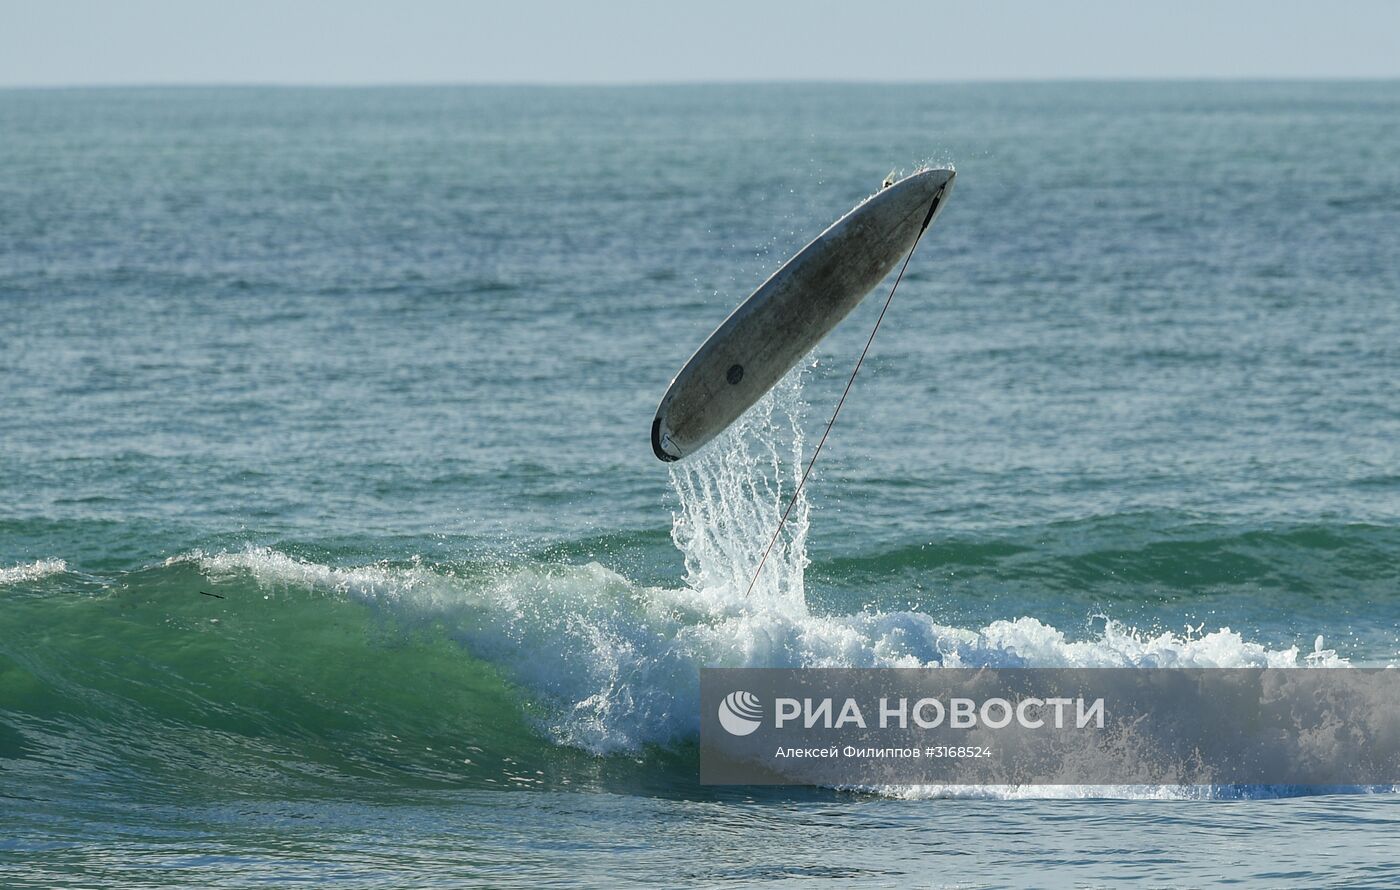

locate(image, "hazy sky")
(4, 0), (1399, 87)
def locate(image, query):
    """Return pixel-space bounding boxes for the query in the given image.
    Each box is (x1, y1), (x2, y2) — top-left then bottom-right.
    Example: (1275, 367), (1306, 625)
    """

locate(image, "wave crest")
(0, 558), (68, 586)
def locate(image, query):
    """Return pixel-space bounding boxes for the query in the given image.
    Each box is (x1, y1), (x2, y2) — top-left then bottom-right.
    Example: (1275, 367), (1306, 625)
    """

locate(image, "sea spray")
(0, 558), (68, 586)
(667, 367), (811, 612)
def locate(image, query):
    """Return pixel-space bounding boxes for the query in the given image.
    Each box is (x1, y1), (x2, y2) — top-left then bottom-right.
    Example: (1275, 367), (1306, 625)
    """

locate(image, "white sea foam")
(0, 558), (68, 586)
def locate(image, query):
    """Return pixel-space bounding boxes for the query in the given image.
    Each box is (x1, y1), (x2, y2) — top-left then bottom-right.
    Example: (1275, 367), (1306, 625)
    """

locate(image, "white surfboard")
(651, 167), (955, 461)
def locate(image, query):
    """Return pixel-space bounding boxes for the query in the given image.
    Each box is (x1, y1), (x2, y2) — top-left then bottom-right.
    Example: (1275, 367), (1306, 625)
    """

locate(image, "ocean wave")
(0, 558), (68, 586)
(3, 383), (1379, 801)
(0, 541), (1364, 802)
(150, 377), (1360, 800)
(814, 517), (1400, 590)
(182, 545), (1345, 754)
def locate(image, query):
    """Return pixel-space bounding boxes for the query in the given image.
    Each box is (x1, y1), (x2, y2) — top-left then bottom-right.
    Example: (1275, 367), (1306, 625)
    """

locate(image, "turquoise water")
(3, 83), (1399, 886)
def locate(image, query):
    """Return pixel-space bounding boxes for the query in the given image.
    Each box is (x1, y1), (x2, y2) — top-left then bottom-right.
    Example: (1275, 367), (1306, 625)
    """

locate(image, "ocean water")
(2, 82), (1399, 886)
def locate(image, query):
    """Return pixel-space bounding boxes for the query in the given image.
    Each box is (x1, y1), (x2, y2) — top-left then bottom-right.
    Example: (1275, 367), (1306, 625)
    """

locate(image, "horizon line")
(4, 74), (1400, 92)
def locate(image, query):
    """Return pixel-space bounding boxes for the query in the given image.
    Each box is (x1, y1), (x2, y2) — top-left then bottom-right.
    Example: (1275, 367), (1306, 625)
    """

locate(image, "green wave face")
(0, 558), (698, 801)
(6, 564), (471, 795)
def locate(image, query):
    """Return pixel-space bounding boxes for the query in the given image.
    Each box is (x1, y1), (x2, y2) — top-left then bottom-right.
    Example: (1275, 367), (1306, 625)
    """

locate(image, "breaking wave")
(0, 378), (1382, 802)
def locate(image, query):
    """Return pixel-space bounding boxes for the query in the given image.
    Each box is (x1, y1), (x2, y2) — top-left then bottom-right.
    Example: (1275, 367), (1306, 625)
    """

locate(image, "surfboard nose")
(882, 167), (955, 227)
(905, 167), (954, 227)
(912, 167), (955, 201)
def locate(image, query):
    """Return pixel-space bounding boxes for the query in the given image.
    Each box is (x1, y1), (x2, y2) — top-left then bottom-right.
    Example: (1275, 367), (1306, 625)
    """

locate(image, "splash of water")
(0, 558), (68, 586)
(667, 367), (811, 613)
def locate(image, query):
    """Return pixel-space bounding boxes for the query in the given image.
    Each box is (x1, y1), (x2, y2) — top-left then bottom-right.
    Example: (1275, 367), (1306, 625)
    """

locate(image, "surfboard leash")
(742, 186), (946, 600)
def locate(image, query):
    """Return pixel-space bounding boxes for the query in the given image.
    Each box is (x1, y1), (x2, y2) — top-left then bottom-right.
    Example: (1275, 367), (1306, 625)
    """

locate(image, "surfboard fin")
(651, 417), (680, 462)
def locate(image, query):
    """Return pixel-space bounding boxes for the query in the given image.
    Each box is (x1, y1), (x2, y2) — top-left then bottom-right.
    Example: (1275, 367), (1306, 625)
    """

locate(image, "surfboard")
(651, 167), (955, 462)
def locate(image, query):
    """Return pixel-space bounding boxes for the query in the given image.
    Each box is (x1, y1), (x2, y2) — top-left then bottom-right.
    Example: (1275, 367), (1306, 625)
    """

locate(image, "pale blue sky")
(4, 0), (1399, 87)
